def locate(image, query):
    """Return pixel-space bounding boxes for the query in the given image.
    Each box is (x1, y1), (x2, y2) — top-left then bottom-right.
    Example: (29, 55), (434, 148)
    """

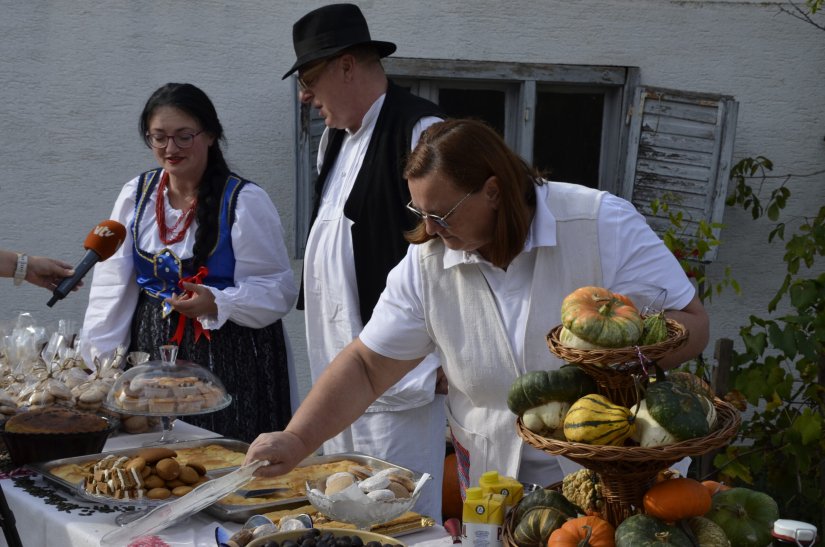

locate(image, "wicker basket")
(546, 319), (688, 407)
(501, 501), (520, 547)
(515, 398), (741, 526)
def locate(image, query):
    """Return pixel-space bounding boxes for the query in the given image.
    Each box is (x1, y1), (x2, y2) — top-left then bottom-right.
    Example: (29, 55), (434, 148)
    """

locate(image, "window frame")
(292, 58), (735, 263)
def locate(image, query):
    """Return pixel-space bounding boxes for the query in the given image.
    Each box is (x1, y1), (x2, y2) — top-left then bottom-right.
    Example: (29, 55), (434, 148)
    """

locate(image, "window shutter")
(621, 86), (738, 262)
(295, 99), (326, 258)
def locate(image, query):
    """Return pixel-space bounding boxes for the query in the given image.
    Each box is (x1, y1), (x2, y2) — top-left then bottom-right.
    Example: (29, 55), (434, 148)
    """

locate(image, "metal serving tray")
(26, 437), (250, 502)
(204, 451), (424, 523)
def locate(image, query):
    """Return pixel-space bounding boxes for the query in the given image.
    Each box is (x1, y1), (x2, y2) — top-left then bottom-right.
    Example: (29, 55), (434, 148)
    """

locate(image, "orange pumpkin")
(700, 479), (732, 496)
(442, 452), (463, 520)
(643, 477), (712, 523)
(547, 515), (616, 547)
(560, 287), (643, 348)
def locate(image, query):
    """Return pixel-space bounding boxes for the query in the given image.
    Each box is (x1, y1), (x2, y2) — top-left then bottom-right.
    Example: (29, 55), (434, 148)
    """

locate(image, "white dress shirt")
(303, 93), (442, 411)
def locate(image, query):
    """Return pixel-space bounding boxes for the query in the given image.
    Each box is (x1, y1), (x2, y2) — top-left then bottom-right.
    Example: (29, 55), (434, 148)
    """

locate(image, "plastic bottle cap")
(772, 519), (817, 543)
(479, 471), (500, 484)
(465, 487), (483, 500)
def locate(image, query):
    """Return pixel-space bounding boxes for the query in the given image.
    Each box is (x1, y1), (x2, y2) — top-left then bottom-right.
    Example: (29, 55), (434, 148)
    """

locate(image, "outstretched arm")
(658, 294), (709, 369)
(245, 338), (422, 476)
(0, 250), (76, 290)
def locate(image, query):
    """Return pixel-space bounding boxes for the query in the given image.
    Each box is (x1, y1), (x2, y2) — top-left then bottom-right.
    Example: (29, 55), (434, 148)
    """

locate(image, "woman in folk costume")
(82, 83), (298, 442)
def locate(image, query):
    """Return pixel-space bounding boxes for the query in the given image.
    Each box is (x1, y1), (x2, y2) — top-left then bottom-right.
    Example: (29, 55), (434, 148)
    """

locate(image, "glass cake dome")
(102, 345), (231, 417)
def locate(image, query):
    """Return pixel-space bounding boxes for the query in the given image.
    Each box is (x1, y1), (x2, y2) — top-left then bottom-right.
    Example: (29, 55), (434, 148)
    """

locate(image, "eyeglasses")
(297, 57), (336, 92)
(145, 130), (203, 149)
(406, 192), (474, 229)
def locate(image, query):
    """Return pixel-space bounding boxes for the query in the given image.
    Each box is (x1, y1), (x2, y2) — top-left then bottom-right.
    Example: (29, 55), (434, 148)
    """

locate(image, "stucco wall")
(1, 0), (823, 403)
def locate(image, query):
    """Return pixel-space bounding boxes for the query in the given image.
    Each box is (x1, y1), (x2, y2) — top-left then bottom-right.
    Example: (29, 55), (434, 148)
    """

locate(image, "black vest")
(298, 81), (443, 323)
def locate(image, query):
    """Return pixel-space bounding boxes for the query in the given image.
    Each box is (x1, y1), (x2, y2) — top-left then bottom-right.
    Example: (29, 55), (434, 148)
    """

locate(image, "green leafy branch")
(712, 156), (825, 531)
(648, 194), (739, 303)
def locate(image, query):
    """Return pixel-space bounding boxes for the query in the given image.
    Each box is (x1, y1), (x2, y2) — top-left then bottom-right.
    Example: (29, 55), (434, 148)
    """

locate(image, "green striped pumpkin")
(563, 394), (635, 445)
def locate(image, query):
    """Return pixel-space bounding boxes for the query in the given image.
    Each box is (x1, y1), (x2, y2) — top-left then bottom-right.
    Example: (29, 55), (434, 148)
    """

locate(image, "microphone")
(47, 220), (127, 307)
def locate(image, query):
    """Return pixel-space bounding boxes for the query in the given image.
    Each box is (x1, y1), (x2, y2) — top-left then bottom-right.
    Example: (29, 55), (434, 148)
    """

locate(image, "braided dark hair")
(139, 83), (229, 268)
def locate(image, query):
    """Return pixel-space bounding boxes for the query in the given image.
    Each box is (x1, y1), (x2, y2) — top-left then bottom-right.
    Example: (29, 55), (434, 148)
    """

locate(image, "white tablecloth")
(0, 421), (449, 547)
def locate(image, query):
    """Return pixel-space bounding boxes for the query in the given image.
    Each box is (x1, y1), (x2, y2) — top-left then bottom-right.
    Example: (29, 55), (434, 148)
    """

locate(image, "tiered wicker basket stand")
(506, 319), (741, 539)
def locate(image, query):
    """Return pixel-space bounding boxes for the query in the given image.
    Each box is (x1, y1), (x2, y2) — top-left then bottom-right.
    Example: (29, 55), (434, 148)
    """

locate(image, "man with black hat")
(284, 3), (445, 521)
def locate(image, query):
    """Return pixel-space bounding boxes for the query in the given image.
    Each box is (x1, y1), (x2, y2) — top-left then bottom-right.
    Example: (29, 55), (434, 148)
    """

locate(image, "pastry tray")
(204, 451), (426, 523)
(28, 442), (429, 527)
(26, 437), (250, 505)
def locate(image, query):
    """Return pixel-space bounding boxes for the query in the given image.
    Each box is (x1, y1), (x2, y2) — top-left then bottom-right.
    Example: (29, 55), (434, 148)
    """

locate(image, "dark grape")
(269, 529), (401, 547)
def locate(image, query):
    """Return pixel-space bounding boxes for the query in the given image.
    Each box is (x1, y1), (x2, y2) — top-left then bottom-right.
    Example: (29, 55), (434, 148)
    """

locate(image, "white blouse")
(80, 172), (298, 364)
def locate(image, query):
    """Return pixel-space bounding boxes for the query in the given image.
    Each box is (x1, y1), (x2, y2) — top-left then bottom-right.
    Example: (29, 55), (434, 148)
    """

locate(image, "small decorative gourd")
(547, 515), (616, 546)
(563, 394), (635, 446)
(511, 488), (581, 523)
(562, 468), (604, 516)
(640, 311), (669, 345)
(511, 505), (568, 547)
(685, 516), (731, 546)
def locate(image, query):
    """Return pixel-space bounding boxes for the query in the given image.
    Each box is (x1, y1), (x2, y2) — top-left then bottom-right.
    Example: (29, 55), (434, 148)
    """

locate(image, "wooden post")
(712, 338), (733, 397)
(697, 338), (734, 480)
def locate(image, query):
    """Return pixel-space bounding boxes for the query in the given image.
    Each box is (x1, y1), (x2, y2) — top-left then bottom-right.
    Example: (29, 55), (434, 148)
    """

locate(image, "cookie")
(138, 447), (177, 464)
(366, 488), (396, 501)
(358, 474), (390, 493)
(324, 472), (356, 495)
(387, 481), (410, 499)
(146, 487), (172, 500)
(348, 464), (373, 481)
(387, 473), (416, 492)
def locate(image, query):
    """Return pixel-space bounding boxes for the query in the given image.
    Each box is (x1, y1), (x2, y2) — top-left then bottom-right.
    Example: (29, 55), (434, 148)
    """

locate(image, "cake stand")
(102, 345), (232, 445)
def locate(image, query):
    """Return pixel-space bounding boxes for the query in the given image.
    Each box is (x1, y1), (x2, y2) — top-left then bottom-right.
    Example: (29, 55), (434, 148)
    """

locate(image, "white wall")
(1, 0), (823, 403)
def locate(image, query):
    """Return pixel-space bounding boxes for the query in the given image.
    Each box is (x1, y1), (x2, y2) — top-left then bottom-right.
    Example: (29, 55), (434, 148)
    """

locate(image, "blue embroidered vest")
(132, 169), (246, 302)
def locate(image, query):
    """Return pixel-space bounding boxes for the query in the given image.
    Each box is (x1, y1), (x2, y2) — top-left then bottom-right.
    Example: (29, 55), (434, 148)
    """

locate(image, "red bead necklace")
(155, 172), (198, 245)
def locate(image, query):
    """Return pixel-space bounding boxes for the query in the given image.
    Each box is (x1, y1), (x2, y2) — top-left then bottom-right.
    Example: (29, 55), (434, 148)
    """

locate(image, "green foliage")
(711, 157), (825, 532)
(648, 194), (740, 303)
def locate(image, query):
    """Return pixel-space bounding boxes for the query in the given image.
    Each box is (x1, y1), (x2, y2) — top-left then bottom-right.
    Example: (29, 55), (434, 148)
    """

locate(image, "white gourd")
(697, 395), (718, 429)
(629, 399), (678, 447)
(559, 326), (604, 349)
(522, 401), (571, 434)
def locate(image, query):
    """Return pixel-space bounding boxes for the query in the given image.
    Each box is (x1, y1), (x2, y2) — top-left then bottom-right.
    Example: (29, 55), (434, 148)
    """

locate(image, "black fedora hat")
(282, 3), (396, 79)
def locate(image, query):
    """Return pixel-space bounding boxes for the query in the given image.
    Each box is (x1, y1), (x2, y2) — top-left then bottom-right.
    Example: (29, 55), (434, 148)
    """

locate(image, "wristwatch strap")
(13, 253), (27, 286)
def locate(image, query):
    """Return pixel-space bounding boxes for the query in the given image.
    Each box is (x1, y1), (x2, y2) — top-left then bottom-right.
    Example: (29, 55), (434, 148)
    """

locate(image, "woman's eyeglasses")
(406, 191), (474, 229)
(145, 131), (203, 149)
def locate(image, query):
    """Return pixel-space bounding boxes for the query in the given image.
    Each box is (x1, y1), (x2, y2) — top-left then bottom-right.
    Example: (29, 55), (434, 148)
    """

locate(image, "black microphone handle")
(46, 249), (102, 307)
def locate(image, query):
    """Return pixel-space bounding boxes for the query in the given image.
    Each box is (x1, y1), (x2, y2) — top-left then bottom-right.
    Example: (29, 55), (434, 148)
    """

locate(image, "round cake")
(5, 406), (109, 434)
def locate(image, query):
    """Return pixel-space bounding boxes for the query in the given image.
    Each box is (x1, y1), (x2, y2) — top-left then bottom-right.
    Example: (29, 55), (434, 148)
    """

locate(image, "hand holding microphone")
(47, 220), (126, 307)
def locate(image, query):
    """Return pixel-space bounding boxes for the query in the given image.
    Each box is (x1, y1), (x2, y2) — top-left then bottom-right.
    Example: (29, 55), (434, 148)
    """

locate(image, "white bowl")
(304, 474), (430, 530)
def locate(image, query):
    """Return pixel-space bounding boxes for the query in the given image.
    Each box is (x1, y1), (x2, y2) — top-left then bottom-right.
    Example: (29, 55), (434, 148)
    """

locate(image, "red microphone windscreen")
(83, 220), (127, 261)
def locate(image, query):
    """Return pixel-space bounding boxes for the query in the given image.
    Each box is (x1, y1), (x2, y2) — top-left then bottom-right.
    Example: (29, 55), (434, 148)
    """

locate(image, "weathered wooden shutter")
(295, 98), (326, 258)
(621, 86), (738, 262)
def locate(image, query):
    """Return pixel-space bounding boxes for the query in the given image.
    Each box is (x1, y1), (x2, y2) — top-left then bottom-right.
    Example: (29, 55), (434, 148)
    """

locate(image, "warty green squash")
(686, 517), (731, 547)
(563, 394), (635, 446)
